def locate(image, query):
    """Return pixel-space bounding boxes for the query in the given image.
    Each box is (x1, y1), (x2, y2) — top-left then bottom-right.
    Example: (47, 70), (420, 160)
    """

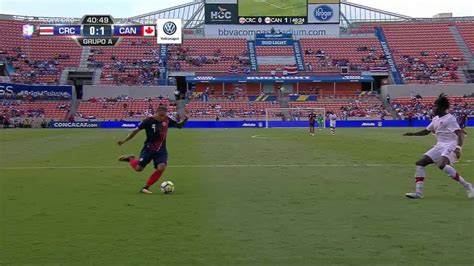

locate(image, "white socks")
(415, 166), (425, 194)
(416, 166), (425, 178)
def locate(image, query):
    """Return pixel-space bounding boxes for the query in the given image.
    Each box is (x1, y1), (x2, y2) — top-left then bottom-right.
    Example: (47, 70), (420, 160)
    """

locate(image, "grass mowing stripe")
(0, 163), (472, 170)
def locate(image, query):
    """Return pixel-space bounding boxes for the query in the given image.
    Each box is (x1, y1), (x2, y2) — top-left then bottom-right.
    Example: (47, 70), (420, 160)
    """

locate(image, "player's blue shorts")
(138, 145), (168, 169)
(460, 123), (466, 129)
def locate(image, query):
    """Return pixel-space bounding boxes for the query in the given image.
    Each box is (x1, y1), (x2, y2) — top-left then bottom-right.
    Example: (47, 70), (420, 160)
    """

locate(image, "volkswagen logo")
(163, 21), (177, 35)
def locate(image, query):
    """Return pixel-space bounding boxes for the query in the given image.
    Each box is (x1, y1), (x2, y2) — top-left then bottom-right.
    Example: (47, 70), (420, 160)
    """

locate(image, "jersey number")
(152, 124), (156, 133)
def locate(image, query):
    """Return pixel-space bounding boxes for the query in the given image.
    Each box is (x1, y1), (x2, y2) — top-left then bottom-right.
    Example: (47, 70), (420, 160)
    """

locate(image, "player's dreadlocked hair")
(435, 93), (450, 110)
(157, 105), (168, 113)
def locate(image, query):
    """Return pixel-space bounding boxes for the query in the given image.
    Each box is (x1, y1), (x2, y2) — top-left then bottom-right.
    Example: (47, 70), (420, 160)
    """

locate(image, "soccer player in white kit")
(329, 112), (337, 135)
(404, 94), (474, 199)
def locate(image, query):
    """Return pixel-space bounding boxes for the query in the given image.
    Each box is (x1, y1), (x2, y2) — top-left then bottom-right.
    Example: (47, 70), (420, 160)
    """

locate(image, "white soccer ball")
(160, 181), (175, 194)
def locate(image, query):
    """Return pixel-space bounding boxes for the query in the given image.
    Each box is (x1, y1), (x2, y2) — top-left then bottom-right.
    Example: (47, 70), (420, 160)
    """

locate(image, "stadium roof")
(2, 0), (473, 27)
(129, 0), (414, 29)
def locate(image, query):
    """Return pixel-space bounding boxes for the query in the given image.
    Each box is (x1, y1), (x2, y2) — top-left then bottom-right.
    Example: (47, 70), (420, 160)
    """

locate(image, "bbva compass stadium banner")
(204, 24), (340, 37)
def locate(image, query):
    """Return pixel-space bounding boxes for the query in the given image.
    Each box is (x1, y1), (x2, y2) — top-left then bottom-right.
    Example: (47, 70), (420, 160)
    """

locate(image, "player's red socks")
(130, 159), (139, 170)
(146, 169), (164, 188)
(442, 165), (471, 190)
(415, 177), (424, 194)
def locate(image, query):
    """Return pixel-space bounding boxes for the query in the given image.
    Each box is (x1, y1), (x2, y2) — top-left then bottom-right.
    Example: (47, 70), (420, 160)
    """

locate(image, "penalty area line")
(0, 163), (472, 170)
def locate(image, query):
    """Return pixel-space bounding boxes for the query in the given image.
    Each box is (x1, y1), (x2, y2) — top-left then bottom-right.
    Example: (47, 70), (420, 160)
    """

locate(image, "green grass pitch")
(238, 0), (307, 17)
(1, 128), (473, 265)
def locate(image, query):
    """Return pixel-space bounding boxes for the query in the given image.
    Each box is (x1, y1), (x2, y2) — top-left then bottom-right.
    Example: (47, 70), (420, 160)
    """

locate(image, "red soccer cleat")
(118, 154), (136, 162)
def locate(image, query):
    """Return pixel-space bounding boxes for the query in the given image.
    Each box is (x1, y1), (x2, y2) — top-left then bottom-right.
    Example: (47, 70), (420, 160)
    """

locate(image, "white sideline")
(0, 163), (472, 170)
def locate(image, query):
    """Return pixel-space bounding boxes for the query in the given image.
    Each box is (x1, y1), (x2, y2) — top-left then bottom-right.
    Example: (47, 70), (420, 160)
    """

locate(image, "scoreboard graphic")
(37, 15), (157, 46)
(205, 0), (340, 25)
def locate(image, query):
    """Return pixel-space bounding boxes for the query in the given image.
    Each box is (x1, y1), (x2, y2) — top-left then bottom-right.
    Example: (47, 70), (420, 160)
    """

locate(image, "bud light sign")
(308, 4), (339, 24)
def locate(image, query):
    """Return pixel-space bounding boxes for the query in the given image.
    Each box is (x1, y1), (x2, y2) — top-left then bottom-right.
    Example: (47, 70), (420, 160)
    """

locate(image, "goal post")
(265, 107), (326, 128)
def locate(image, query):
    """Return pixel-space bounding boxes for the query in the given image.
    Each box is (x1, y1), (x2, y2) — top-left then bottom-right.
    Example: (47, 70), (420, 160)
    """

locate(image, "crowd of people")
(187, 101), (278, 119)
(391, 96), (473, 120)
(339, 99), (389, 119)
(5, 47), (72, 84)
(1, 101), (45, 118)
(167, 45), (251, 73)
(1, 114), (54, 128)
(88, 48), (164, 85)
(0, 99), (70, 120)
(304, 46), (388, 72)
(398, 52), (462, 83)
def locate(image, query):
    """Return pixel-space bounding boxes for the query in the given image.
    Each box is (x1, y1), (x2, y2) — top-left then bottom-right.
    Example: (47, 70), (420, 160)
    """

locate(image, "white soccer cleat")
(405, 192), (423, 199)
(140, 188), (153, 194)
(467, 185), (474, 199)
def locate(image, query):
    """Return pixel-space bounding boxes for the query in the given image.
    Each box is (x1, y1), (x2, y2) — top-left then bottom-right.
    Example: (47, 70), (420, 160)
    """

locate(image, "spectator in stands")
(315, 50), (325, 58)
(2, 115), (10, 128)
(386, 94), (391, 104)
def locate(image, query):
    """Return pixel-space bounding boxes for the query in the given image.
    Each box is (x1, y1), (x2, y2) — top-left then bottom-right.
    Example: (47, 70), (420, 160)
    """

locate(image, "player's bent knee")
(415, 160), (427, 166)
(438, 157), (451, 169)
(157, 163), (167, 171)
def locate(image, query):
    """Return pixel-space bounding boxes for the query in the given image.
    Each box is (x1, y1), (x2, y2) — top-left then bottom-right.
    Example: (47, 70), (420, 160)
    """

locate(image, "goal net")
(265, 107), (326, 128)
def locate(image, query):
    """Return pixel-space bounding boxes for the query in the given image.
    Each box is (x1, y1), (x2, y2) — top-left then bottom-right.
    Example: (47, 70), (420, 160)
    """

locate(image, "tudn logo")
(163, 21), (177, 35)
(314, 5), (333, 21)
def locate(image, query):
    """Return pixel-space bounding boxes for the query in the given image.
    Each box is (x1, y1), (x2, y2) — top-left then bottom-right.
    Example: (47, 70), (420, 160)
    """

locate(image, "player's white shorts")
(424, 144), (458, 165)
(330, 121), (336, 128)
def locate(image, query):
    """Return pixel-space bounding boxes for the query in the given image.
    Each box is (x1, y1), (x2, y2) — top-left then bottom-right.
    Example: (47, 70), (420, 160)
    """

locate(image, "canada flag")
(142, 25), (156, 37)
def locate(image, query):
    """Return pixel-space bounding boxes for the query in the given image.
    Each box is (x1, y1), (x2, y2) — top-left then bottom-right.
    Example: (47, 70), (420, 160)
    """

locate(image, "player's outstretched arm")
(404, 129), (431, 136)
(117, 128), (141, 145)
(170, 114), (189, 129)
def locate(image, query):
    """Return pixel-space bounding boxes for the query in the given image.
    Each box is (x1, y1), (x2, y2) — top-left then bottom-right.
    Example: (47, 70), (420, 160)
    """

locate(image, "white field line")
(262, 0), (305, 10)
(262, 0), (285, 10)
(0, 163), (472, 170)
(251, 135), (270, 139)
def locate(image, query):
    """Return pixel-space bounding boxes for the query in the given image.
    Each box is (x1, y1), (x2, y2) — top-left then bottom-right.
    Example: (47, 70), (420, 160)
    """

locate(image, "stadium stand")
(391, 96), (474, 119)
(380, 23), (466, 84)
(456, 22), (474, 54)
(256, 46), (294, 57)
(186, 101), (279, 119)
(167, 39), (250, 74)
(76, 98), (174, 120)
(86, 38), (161, 85)
(300, 37), (388, 72)
(0, 20), (81, 84)
(289, 96), (389, 119)
(1, 100), (70, 119)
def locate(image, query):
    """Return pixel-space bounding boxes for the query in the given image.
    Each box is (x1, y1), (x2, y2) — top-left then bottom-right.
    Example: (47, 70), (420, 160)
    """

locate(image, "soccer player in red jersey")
(457, 111), (468, 136)
(117, 106), (188, 194)
(309, 112), (316, 136)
